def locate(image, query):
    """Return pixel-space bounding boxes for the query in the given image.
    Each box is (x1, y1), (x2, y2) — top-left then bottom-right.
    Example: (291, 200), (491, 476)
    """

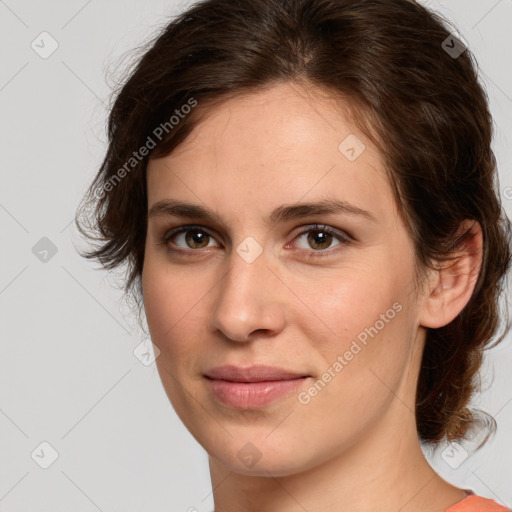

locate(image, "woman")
(76, 0), (512, 510)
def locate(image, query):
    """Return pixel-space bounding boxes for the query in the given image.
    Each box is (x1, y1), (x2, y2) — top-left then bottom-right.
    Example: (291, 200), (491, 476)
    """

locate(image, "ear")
(419, 220), (483, 329)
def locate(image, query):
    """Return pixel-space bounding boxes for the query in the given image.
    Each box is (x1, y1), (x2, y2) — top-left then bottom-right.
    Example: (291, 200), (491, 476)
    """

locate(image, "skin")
(142, 81), (483, 512)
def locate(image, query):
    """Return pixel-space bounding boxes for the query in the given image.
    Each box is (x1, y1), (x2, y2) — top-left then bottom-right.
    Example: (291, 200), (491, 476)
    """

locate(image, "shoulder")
(445, 494), (511, 512)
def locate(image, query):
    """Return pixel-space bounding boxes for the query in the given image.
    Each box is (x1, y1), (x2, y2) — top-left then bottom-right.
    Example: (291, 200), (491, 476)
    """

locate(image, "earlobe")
(419, 220), (483, 329)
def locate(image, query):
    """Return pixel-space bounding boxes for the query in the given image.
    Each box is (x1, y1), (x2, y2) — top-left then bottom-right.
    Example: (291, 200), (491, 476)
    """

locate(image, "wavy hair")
(75, 0), (512, 446)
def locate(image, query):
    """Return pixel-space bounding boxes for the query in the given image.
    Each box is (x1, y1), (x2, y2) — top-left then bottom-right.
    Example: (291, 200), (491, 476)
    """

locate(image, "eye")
(162, 225), (220, 253)
(161, 223), (353, 258)
(290, 224), (352, 258)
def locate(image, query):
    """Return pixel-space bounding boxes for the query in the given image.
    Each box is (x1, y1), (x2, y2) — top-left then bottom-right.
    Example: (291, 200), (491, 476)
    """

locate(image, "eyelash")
(160, 224), (353, 260)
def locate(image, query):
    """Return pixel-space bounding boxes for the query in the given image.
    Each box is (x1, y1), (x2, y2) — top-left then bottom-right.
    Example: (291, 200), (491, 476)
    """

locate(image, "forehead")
(146, 82), (396, 224)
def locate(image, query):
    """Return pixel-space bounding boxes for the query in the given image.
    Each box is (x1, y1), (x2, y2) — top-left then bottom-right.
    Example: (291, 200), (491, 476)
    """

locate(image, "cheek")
(141, 259), (208, 359)
(297, 262), (402, 338)
(142, 257), (178, 342)
(297, 307), (414, 433)
(297, 261), (414, 384)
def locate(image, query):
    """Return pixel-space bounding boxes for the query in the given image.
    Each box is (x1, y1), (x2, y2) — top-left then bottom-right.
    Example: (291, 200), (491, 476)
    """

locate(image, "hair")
(75, 0), (512, 447)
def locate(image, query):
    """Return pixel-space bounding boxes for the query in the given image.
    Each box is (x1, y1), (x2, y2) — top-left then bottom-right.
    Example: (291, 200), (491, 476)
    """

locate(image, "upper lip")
(204, 364), (309, 382)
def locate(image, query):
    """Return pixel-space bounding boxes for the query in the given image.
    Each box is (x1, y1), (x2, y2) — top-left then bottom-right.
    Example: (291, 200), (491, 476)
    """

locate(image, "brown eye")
(306, 229), (334, 250)
(164, 226), (220, 251)
(183, 229), (210, 249)
(291, 224), (352, 259)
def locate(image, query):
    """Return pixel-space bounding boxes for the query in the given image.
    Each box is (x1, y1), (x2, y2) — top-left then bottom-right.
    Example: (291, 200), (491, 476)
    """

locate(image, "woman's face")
(142, 82), (430, 476)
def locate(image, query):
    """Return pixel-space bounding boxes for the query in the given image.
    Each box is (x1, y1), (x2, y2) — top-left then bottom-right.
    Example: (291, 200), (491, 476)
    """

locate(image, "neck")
(208, 392), (466, 512)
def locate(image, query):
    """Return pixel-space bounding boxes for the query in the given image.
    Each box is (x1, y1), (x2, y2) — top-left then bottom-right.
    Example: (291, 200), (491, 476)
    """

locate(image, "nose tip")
(209, 251), (286, 342)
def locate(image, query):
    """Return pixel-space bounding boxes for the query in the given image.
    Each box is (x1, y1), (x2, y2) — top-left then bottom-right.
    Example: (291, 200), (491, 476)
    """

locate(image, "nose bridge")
(210, 242), (284, 341)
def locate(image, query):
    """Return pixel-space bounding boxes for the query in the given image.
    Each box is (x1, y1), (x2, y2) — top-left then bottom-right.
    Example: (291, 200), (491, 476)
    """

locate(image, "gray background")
(0, 0), (511, 510)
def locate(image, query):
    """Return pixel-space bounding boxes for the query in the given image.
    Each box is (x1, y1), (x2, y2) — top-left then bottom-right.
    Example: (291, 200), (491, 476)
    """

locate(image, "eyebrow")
(148, 198), (378, 226)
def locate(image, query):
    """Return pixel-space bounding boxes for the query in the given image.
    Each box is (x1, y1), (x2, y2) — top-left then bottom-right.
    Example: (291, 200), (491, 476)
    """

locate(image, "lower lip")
(206, 377), (308, 409)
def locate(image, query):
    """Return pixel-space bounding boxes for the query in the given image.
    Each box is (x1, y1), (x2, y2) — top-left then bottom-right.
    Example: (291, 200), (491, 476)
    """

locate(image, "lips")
(204, 364), (311, 409)
(204, 364), (308, 382)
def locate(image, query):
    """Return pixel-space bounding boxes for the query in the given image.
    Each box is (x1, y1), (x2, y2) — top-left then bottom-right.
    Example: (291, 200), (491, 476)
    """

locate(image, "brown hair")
(76, 0), (512, 447)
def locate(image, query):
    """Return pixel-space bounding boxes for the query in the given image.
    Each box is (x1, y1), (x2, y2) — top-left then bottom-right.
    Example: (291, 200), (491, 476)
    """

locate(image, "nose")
(209, 247), (286, 342)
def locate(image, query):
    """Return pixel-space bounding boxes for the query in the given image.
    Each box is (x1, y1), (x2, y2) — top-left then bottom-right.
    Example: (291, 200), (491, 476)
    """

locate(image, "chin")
(205, 435), (322, 477)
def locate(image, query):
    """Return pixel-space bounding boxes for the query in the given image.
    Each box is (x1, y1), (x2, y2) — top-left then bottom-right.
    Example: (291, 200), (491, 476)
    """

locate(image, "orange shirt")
(445, 492), (510, 511)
